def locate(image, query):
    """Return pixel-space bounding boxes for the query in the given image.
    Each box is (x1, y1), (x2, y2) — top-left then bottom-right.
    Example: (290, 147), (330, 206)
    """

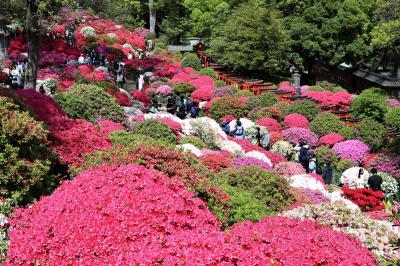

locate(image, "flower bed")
(342, 187), (385, 211)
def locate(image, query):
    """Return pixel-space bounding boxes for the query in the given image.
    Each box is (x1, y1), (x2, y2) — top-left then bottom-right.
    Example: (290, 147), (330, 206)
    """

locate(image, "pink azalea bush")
(156, 85), (173, 95)
(320, 133), (345, 147)
(256, 118), (281, 132)
(333, 140), (371, 163)
(283, 113), (309, 128)
(221, 115), (236, 122)
(97, 118), (125, 134)
(365, 152), (400, 178)
(274, 162), (306, 177)
(233, 157), (272, 170)
(303, 91), (352, 109)
(282, 127), (319, 146)
(156, 117), (182, 133)
(387, 99), (400, 107)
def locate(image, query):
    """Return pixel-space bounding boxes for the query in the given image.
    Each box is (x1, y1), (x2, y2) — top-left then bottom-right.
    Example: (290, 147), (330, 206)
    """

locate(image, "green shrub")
(286, 100), (319, 120)
(309, 112), (345, 137)
(54, 84), (125, 123)
(316, 147), (338, 165)
(215, 80), (227, 87)
(247, 107), (272, 120)
(213, 166), (294, 226)
(336, 159), (357, 173)
(109, 131), (173, 149)
(181, 53), (201, 69)
(351, 88), (389, 121)
(0, 97), (62, 212)
(131, 119), (176, 144)
(234, 90), (254, 97)
(258, 91), (279, 107)
(385, 107), (400, 131)
(95, 80), (118, 90)
(307, 86), (324, 92)
(339, 126), (356, 140)
(209, 96), (251, 120)
(178, 136), (208, 149)
(355, 120), (387, 151)
(316, 81), (346, 92)
(389, 137), (400, 155)
(196, 68), (217, 79)
(172, 82), (196, 96)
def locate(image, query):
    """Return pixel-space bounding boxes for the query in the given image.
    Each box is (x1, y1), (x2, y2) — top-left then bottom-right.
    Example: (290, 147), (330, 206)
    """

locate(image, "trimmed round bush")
(256, 118), (281, 132)
(355, 120), (387, 151)
(309, 112), (345, 137)
(54, 84), (125, 123)
(132, 119), (176, 144)
(282, 127), (319, 146)
(351, 88), (389, 122)
(285, 100), (319, 120)
(172, 82), (196, 96)
(196, 68), (217, 79)
(248, 107), (272, 121)
(339, 126), (356, 140)
(283, 113), (309, 128)
(316, 147), (338, 165)
(214, 166), (294, 225)
(210, 96), (251, 120)
(257, 92), (278, 107)
(332, 140), (371, 163)
(181, 53), (201, 69)
(336, 159), (358, 173)
(385, 106), (400, 131)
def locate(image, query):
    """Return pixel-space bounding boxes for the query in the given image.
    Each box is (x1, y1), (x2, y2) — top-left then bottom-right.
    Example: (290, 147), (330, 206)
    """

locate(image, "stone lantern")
(290, 66), (301, 96)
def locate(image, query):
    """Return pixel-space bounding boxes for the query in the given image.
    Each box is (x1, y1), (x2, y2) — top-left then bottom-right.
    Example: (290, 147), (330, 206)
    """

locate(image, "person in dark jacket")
(322, 162), (333, 185)
(299, 143), (310, 172)
(368, 168), (383, 191)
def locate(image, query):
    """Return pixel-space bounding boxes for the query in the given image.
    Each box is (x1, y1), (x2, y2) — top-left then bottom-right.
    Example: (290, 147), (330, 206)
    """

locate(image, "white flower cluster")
(176, 144), (202, 157)
(216, 139), (244, 156)
(381, 173), (399, 198)
(271, 140), (293, 158)
(144, 112), (193, 135)
(80, 26), (97, 38)
(244, 151), (272, 167)
(340, 167), (370, 188)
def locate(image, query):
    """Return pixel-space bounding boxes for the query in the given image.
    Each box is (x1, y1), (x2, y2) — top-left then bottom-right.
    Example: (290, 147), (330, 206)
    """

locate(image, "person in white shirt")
(78, 54), (85, 64)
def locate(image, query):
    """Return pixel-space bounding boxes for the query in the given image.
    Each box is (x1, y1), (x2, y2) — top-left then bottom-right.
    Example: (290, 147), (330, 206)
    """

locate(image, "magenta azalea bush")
(282, 127), (319, 146)
(283, 113), (309, 128)
(274, 162), (306, 177)
(333, 140), (371, 163)
(320, 133), (345, 147)
(156, 84), (173, 95)
(365, 152), (400, 179)
(256, 117), (281, 132)
(387, 99), (400, 107)
(233, 157), (272, 170)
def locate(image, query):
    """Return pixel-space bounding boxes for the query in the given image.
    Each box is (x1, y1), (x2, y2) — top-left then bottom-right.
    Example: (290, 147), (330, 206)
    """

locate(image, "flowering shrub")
(131, 90), (151, 107)
(319, 133), (345, 146)
(283, 113), (309, 128)
(387, 98), (400, 107)
(270, 131), (283, 144)
(365, 152), (400, 179)
(285, 100), (319, 120)
(284, 203), (399, 261)
(342, 187), (385, 211)
(97, 118), (125, 133)
(156, 84), (173, 95)
(339, 126), (356, 140)
(271, 140), (293, 158)
(255, 117), (281, 132)
(309, 112), (345, 137)
(132, 119), (176, 144)
(209, 96), (251, 120)
(156, 117), (182, 133)
(380, 173), (399, 198)
(274, 162), (306, 177)
(105, 88), (132, 107)
(233, 157), (272, 170)
(316, 147), (339, 165)
(355, 120), (388, 151)
(199, 154), (233, 172)
(212, 86), (234, 97)
(178, 136), (208, 149)
(172, 82), (196, 96)
(191, 87), (214, 103)
(282, 127), (319, 146)
(293, 188), (331, 205)
(333, 140), (371, 163)
(304, 90), (352, 109)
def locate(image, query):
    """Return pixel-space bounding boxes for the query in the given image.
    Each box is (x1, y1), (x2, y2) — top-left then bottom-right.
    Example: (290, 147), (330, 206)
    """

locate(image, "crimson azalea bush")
(105, 88), (132, 107)
(256, 117), (281, 132)
(191, 87), (214, 103)
(156, 117), (182, 133)
(283, 113), (309, 128)
(199, 154), (233, 172)
(320, 133), (345, 147)
(342, 186), (385, 211)
(130, 90), (151, 107)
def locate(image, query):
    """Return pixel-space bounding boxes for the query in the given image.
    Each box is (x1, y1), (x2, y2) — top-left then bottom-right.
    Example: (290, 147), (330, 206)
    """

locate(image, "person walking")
(309, 154), (317, 174)
(368, 168), (383, 191)
(261, 128), (271, 150)
(299, 143), (310, 172)
(322, 162), (333, 185)
(190, 104), (199, 118)
(177, 96), (186, 119)
(254, 127), (262, 146)
(234, 121), (245, 139)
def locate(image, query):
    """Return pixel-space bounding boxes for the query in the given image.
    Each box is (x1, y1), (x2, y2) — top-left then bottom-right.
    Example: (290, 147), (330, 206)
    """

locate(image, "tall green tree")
(209, 1), (291, 78)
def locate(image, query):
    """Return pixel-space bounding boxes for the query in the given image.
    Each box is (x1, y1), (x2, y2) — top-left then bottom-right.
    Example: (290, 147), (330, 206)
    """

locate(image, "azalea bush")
(196, 68), (217, 79)
(199, 154), (233, 172)
(336, 159), (358, 173)
(271, 140), (293, 159)
(285, 100), (319, 120)
(209, 96), (250, 120)
(316, 147), (339, 165)
(131, 90), (151, 107)
(109, 131), (173, 149)
(181, 53), (201, 69)
(381, 173), (399, 198)
(131, 119), (176, 144)
(365, 152), (400, 179)
(213, 166), (294, 226)
(233, 157), (272, 170)
(105, 89), (132, 107)
(351, 88), (389, 121)
(172, 82), (196, 96)
(255, 117), (281, 132)
(355, 120), (387, 151)
(282, 127), (319, 146)
(283, 113), (309, 128)
(319, 133), (345, 146)
(273, 162), (306, 177)
(178, 136), (208, 149)
(54, 84), (126, 123)
(333, 140), (371, 163)
(309, 112), (345, 137)
(385, 106), (400, 131)
(339, 126), (356, 140)
(342, 187), (385, 211)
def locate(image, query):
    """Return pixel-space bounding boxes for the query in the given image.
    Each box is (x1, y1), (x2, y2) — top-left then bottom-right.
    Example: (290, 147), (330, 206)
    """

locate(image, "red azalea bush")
(320, 133), (345, 147)
(156, 117), (182, 133)
(199, 154), (233, 172)
(342, 187), (385, 211)
(256, 117), (281, 132)
(191, 87), (214, 103)
(270, 131), (283, 144)
(283, 113), (309, 128)
(97, 118), (125, 134)
(105, 89), (132, 107)
(303, 90), (352, 109)
(131, 90), (151, 107)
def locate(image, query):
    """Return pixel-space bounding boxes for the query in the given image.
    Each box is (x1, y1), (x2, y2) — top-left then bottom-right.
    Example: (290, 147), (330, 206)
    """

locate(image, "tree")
(208, 1), (291, 77)
(149, 0), (156, 33)
(26, 0), (40, 89)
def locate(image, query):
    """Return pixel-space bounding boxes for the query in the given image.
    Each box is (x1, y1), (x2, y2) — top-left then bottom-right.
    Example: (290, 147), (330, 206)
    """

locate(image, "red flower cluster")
(199, 154), (233, 172)
(105, 88), (132, 107)
(303, 90), (352, 109)
(342, 186), (385, 211)
(0, 72), (9, 84)
(191, 86), (214, 103)
(256, 117), (281, 132)
(320, 133), (345, 147)
(283, 113), (309, 128)
(156, 117), (182, 133)
(130, 90), (151, 107)
(97, 118), (125, 134)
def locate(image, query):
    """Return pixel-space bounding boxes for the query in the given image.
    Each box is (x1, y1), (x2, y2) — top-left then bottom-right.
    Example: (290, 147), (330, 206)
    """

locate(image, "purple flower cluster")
(233, 157), (272, 170)
(387, 99), (400, 107)
(282, 127), (319, 146)
(333, 140), (371, 163)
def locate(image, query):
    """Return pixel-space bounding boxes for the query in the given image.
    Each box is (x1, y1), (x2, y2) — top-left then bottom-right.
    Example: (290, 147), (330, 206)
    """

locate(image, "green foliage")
(355, 120), (388, 151)
(316, 147), (339, 165)
(0, 97), (61, 212)
(209, 1), (291, 76)
(339, 126), (356, 140)
(286, 100), (319, 120)
(351, 88), (389, 122)
(172, 82), (196, 96)
(109, 131), (173, 149)
(336, 159), (358, 173)
(131, 119), (176, 144)
(178, 136), (208, 149)
(385, 107), (400, 131)
(54, 84), (125, 123)
(196, 68), (217, 79)
(209, 96), (251, 120)
(309, 112), (345, 137)
(95, 80), (118, 90)
(247, 92), (278, 111)
(307, 86), (324, 92)
(234, 90), (254, 97)
(215, 80), (227, 87)
(389, 137), (400, 155)
(213, 166), (294, 226)
(181, 53), (201, 69)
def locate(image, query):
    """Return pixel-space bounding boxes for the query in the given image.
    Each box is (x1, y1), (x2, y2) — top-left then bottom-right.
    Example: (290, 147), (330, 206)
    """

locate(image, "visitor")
(84, 54), (92, 65)
(167, 96), (175, 114)
(190, 104), (199, 118)
(127, 53), (133, 60)
(261, 128), (271, 150)
(151, 94), (159, 110)
(322, 162), (333, 185)
(234, 121), (245, 139)
(116, 64), (124, 89)
(221, 121), (230, 135)
(185, 97), (194, 115)
(10, 64), (20, 89)
(356, 168), (366, 188)
(299, 142), (310, 172)
(309, 154), (317, 174)
(177, 96), (186, 119)
(293, 143), (301, 162)
(368, 168), (383, 191)
(39, 85), (46, 94)
(78, 54), (85, 64)
(254, 127), (262, 146)
(137, 74), (144, 91)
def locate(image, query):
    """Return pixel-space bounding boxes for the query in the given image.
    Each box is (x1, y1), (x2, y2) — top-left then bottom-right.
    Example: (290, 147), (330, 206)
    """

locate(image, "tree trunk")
(26, 0), (40, 89)
(395, 53), (400, 79)
(149, 0), (156, 33)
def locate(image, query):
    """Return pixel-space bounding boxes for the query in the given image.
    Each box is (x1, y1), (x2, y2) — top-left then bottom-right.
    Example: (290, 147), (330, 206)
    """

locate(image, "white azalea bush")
(80, 26), (97, 38)
(216, 139), (244, 156)
(340, 167), (370, 188)
(381, 173), (399, 198)
(176, 144), (202, 157)
(271, 140), (293, 158)
(228, 118), (257, 139)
